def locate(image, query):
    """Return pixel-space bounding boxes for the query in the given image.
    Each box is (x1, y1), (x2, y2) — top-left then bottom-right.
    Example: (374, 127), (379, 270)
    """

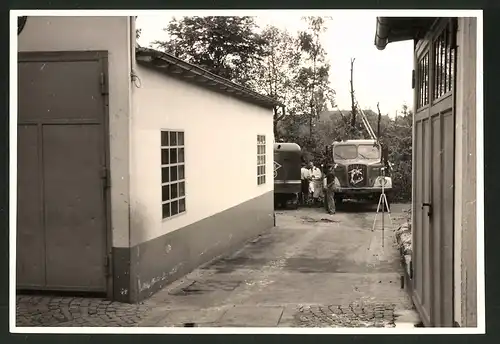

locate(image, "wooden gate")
(412, 18), (456, 327)
(17, 51), (110, 293)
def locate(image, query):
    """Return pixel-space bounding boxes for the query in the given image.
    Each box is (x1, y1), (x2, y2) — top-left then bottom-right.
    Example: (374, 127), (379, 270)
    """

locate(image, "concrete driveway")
(139, 202), (419, 328)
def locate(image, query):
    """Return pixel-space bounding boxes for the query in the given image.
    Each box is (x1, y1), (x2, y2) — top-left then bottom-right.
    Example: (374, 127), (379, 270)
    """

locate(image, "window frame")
(161, 130), (186, 220)
(415, 18), (456, 112)
(257, 134), (266, 185)
(431, 20), (455, 101)
(416, 51), (430, 110)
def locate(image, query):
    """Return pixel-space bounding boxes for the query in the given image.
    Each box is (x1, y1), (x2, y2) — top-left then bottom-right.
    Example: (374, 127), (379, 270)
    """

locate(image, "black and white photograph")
(11, 10), (482, 333)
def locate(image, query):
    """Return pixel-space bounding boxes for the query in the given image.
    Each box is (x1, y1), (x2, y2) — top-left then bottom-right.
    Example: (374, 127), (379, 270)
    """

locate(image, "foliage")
(152, 16), (267, 87)
(154, 16), (334, 142)
(383, 104), (413, 202)
(262, 17), (335, 152)
(290, 17), (336, 137)
(145, 16), (412, 201)
(249, 25), (301, 137)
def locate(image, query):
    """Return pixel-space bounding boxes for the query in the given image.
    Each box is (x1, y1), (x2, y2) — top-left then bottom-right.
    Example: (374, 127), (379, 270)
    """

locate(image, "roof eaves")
(374, 17), (438, 50)
(135, 47), (283, 109)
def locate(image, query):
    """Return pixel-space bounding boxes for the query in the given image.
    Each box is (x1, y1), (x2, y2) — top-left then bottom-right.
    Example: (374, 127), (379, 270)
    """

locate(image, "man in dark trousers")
(324, 163), (337, 214)
(300, 162), (310, 205)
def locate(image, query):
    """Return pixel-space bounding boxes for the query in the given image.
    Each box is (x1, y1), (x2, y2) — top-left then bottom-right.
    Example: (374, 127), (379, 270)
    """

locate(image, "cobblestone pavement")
(290, 303), (396, 328)
(16, 202), (418, 328)
(16, 295), (150, 327)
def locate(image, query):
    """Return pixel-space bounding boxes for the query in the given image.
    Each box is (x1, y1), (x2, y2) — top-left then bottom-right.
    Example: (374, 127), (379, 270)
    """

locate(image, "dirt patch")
(300, 216), (340, 223)
(169, 279), (243, 296)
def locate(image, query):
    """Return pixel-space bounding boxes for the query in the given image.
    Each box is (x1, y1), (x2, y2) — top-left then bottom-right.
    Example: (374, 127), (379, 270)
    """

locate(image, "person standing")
(308, 161), (323, 206)
(324, 163), (337, 214)
(300, 162), (310, 205)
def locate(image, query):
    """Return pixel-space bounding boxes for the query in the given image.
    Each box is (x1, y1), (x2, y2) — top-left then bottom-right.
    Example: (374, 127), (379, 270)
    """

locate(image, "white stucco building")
(16, 15), (279, 302)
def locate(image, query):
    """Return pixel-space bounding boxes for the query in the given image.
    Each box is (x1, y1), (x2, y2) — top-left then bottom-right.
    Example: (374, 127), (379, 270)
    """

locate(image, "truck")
(326, 139), (393, 207)
(273, 142), (302, 209)
(324, 102), (393, 207)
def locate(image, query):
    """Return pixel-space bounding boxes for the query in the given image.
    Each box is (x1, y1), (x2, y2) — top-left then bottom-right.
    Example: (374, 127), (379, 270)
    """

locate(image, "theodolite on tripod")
(371, 155), (393, 247)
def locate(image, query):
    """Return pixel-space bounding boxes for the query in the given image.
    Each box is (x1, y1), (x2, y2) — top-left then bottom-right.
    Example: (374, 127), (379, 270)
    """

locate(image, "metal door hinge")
(104, 255), (109, 275)
(100, 72), (109, 96)
(411, 69), (416, 89)
(101, 167), (111, 189)
(104, 254), (111, 276)
(409, 260), (414, 279)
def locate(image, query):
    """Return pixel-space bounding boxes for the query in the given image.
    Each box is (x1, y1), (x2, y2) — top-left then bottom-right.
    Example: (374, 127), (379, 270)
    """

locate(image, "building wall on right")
(454, 17), (477, 327)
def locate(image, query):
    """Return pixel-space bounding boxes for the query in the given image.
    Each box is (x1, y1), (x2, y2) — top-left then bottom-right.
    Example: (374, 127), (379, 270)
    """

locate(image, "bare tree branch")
(349, 58), (357, 129)
(376, 102), (382, 141)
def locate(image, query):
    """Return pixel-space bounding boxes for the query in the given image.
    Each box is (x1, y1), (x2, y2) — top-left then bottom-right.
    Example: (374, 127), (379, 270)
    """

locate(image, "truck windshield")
(333, 145), (357, 160)
(333, 144), (381, 160)
(357, 144), (380, 160)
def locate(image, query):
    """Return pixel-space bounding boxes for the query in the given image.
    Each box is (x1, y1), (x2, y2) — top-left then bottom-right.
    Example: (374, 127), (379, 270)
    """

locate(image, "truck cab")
(327, 139), (392, 205)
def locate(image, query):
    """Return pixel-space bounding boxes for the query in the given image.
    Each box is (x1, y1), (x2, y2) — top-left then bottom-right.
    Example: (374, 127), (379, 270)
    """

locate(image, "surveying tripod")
(371, 166), (393, 247)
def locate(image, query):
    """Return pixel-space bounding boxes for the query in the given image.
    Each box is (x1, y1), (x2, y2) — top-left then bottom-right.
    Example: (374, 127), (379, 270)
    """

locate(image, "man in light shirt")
(308, 161), (323, 206)
(300, 162), (311, 205)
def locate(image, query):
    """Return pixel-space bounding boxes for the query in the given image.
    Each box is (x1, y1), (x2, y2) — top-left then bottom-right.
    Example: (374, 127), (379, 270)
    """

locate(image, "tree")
(293, 17), (335, 139)
(349, 58), (357, 129)
(150, 15), (337, 162)
(250, 25), (301, 139)
(152, 16), (267, 87)
(135, 16), (142, 42)
(249, 18), (335, 146)
(271, 16), (336, 162)
(382, 104), (413, 202)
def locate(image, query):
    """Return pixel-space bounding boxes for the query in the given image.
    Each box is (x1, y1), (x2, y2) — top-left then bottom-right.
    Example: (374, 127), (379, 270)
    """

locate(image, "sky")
(136, 11), (414, 117)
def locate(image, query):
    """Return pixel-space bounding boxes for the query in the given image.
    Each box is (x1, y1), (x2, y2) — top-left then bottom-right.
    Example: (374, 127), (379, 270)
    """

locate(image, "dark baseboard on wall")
(112, 191), (274, 303)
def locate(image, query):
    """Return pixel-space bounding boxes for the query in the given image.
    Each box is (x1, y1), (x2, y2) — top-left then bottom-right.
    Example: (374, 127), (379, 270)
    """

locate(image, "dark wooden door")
(412, 19), (456, 327)
(17, 51), (109, 292)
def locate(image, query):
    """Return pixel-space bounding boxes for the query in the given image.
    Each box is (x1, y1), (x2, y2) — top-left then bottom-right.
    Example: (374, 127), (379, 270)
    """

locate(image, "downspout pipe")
(374, 17), (391, 51)
(130, 16), (137, 71)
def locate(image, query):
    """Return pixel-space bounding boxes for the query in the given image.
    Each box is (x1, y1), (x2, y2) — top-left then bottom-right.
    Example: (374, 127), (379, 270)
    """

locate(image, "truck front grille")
(347, 164), (368, 187)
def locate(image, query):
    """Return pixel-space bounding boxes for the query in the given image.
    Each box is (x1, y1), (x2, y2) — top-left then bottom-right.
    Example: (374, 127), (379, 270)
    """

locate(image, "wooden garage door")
(17, 52), (109, 292)
(412, 19), (456, 327)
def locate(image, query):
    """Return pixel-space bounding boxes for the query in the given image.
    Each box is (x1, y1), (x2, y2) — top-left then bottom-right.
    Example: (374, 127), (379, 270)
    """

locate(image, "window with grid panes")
(161, 130), (186, 219)
(417, 51), (430, 109)
(257, 135), (266, 185)
(432, 21), (455, 100)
